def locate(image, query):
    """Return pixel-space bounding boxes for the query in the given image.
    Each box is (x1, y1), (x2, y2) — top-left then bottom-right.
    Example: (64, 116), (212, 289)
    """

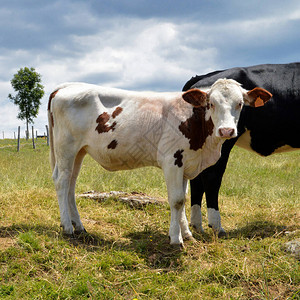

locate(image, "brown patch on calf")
(107, 140), (118, 149)
(96, 107), (122, 134)
(179, 107), (214, 151)
(174, 199), (184, 210)
(110, 121), (117, 131)
(174, 149), (184, 168)
(95, 112), (117, 133)
(112, 107), (123, 118)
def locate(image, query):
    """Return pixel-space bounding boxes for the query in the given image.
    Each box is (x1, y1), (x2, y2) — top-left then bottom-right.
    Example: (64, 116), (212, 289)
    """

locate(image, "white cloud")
(55, 19), (219, 89)
(0, 102), (24, 138)
(289, 10), (300, 20)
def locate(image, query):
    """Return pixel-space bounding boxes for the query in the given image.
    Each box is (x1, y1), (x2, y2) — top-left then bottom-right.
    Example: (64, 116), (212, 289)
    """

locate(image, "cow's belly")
(85, 140), (160, 172)
(236, 130), (296, 155)
(235, 130), (256, 152)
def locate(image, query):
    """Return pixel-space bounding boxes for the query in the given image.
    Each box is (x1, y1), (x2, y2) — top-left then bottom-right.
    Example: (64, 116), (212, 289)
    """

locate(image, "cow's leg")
(190, 175), (204, 232)
(163, 165), (188, 246)
(52, 142), (82, 236)
(180, 179), (193, 240)
(68, 148), (87, 234)
(52, 157), (75, 235)
(200, 165), (224, 235)
(201, 139), (237, 236)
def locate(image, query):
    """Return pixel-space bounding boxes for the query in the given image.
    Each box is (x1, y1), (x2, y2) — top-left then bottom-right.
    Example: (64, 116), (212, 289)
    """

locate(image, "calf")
(48, 79), (271, 246)
(183, 63), (300, 235)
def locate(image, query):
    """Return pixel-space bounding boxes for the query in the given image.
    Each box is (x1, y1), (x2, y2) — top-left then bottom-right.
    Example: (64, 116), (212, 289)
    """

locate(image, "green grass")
(0, 139), (299, 299)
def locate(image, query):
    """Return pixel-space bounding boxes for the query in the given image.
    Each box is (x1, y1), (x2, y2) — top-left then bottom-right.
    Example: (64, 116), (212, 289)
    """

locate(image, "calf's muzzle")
(218, 127), (235, 138)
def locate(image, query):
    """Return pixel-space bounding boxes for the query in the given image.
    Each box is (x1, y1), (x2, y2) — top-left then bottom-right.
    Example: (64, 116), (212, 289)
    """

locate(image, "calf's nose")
(218, 127), (235, 138)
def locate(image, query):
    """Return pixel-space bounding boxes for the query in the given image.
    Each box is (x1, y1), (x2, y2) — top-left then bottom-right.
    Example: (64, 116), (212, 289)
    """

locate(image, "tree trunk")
(26, 119), (29, 140)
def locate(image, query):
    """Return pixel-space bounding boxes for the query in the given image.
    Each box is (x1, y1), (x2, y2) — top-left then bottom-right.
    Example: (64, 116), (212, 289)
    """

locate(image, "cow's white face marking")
(206, 79), (244, 139)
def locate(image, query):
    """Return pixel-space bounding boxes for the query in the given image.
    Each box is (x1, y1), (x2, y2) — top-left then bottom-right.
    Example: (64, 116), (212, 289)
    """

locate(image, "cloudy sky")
(1, 0), (299, 137)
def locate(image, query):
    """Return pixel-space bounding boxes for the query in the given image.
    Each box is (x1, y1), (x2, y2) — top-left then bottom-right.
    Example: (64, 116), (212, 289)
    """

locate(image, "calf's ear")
(244, 87), (272, 107)
(182, 89), (207, 107)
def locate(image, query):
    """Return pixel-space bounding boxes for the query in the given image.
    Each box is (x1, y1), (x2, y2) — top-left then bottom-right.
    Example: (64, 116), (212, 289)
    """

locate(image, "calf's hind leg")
(68, 148), (87, 234)
(52, 144), (81, 236)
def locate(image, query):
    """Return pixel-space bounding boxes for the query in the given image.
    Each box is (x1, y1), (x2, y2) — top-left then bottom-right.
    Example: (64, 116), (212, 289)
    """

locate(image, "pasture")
(0, 138), (299, 299)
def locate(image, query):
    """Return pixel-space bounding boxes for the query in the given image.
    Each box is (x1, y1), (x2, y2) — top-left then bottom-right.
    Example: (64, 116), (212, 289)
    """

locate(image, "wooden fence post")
(17, 126), (20, 152)
(46, 125), (49, 146)
(32, 126), (35, 149)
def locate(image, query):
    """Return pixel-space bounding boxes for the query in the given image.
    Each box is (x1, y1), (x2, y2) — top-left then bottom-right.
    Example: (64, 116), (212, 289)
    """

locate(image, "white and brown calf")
(48, 79), (271, 246)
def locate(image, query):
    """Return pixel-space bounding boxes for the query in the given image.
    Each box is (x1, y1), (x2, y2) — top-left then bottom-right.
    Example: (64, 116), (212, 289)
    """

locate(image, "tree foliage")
(8, 67), (44, 138)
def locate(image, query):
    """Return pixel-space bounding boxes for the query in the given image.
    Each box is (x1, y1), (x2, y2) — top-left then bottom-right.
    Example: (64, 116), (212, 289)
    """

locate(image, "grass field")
(0, 138), (299, 299)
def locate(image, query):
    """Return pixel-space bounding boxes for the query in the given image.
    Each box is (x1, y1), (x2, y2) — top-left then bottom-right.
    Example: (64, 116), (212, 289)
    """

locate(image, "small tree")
(8, 67), (44, 139)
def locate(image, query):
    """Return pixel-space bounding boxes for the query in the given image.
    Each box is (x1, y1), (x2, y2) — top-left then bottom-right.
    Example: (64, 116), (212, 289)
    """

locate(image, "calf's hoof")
(191, 223), (205, 233)
(170, 243), (185, 251)
(184, 235), (196, 243)
(74, 228), (87, 235)
(61, 232), (76, 240)
(60, 224), (74, 236)
(169, 236), (184, 250)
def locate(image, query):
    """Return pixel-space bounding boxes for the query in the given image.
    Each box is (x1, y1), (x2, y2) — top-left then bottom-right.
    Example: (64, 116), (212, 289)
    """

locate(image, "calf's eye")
(237, 102), (243, 109)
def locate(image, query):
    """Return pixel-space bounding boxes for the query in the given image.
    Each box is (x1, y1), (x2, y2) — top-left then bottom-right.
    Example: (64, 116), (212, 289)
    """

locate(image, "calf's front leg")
(163, 166), (192, 246)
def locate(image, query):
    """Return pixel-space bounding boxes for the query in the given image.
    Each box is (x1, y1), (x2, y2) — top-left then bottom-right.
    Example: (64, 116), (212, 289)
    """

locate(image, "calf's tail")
(48, 90), (58, 172)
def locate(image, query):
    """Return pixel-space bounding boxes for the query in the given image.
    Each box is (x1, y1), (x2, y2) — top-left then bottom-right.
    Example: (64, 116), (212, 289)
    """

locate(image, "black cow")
(182, 63), (300, 236)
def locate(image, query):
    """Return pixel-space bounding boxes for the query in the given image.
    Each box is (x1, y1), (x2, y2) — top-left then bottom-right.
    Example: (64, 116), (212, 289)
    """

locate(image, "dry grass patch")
(0, 139), (299, 299)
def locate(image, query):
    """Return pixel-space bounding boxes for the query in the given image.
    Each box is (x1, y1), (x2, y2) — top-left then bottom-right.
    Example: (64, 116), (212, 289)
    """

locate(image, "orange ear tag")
(254, 97), (264, 107)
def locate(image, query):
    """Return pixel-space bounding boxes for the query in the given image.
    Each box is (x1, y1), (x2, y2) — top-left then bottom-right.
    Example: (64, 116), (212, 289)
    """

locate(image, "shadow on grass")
(0, 223), (184, 270)
(0, 223), (115, 251)
(0, 223), (59, 239)
(71, 228), (185, 271)
(5, 220), (294, 270)
(226, 220), (292, 239)
(126, 229), (184, 270)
